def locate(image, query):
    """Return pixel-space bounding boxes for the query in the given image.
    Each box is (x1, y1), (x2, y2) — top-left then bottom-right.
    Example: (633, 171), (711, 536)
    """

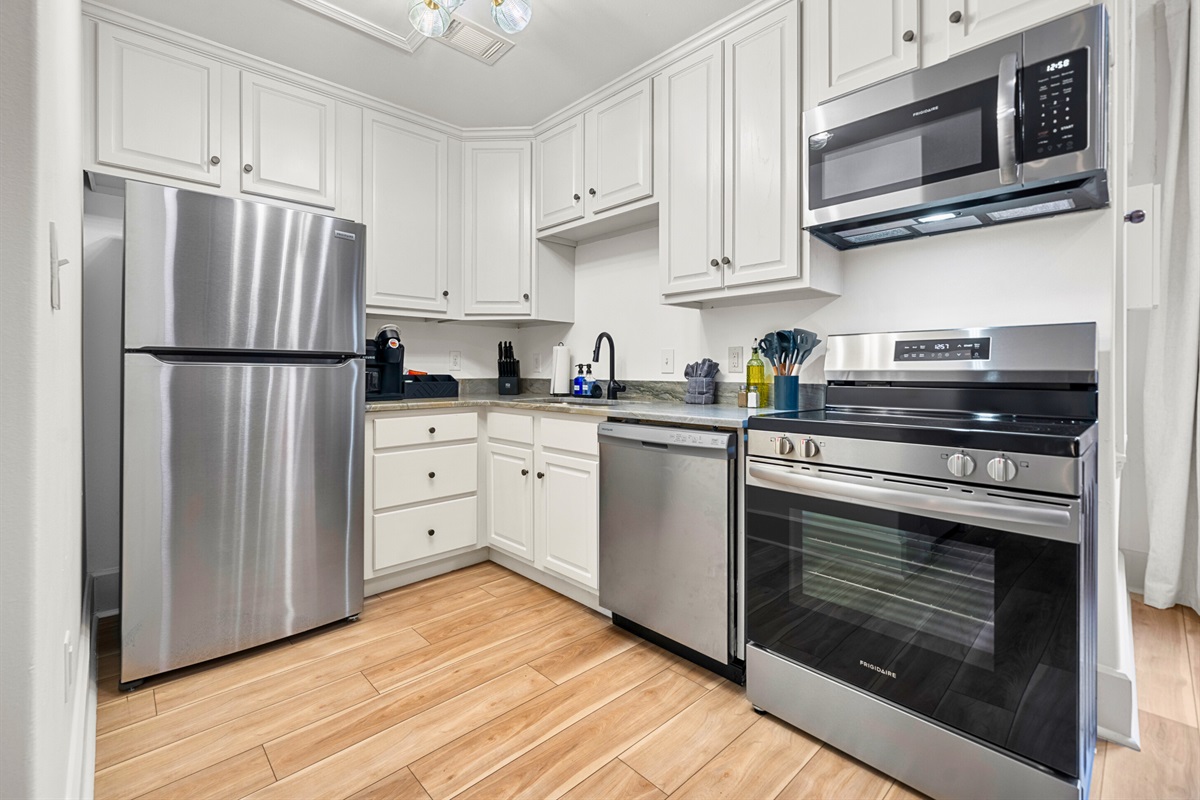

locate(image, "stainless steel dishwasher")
(598, 422), (741, 683)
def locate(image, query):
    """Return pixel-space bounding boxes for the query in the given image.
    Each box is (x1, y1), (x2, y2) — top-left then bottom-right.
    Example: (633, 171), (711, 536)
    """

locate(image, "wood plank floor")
(93, 565), (1200, 799)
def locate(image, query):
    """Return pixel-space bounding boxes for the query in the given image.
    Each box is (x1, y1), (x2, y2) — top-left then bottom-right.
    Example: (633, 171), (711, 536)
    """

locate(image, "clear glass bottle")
(746, 345), (770, 406)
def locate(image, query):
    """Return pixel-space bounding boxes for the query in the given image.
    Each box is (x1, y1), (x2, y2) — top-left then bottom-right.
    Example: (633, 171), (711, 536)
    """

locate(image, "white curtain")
(1142, 0), (1200, 612)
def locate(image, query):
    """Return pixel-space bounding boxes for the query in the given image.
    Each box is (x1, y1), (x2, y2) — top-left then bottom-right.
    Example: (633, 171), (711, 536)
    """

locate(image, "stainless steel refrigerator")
(119, 182), (366, 688)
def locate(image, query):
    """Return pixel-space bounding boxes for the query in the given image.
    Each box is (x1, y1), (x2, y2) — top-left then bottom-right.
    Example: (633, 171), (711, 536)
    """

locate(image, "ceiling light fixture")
(409, 0), (531, 39)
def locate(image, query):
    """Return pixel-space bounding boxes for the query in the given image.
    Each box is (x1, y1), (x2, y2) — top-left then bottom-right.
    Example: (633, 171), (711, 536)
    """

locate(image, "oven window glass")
(746, 486), (1080, 778)
(808, 77), (999, 210)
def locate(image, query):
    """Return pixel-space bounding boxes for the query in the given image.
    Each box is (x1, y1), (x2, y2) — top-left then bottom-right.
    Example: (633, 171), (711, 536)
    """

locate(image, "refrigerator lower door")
(120, 353), (364, 684)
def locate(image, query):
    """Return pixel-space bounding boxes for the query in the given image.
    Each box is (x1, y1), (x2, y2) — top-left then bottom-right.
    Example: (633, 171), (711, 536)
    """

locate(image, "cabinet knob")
(428, 529), (436, 536)
(573, 193), (580, 201)
(521, 468), (530, 476)
(721, 256), (731, 266)
(710, 258), (720, 267)
(536, 471), (545, 479)
(428, 427), (436, 434)
(523, 293), (530, 301)
(428, 471), (436, 479)
(243, 163), (253, 173)
(1124, 209), (1146, 224)
(442, 290), (449, 297)
(209, 155), (221, 165)
(949, 10), (962, 23)
(588, 188), (596, 196)
(902, 29), (915, 42)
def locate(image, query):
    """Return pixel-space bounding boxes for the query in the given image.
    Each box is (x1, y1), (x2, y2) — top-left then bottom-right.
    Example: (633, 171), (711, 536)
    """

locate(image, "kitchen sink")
(507, 396), (631, 407)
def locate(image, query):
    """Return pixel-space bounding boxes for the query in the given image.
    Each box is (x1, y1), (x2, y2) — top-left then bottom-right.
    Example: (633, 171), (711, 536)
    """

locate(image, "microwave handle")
(997, 52), (1020, 185)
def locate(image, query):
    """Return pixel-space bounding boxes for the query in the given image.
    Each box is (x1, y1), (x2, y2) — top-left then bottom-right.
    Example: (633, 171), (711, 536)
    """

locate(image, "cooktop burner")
(749, 408), (1098, 457)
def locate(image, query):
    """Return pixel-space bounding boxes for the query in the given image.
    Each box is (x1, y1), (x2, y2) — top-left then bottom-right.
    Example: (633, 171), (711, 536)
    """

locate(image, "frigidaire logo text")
(912, 105), (939, 117)
(860, 660), (897, 679)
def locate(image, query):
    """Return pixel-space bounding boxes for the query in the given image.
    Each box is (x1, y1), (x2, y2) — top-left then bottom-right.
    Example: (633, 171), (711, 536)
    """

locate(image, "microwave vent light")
(916, 212), (957, 223)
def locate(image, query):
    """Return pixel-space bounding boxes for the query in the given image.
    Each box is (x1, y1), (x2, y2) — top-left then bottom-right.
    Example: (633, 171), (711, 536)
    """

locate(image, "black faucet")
(592, 332), (626, 400)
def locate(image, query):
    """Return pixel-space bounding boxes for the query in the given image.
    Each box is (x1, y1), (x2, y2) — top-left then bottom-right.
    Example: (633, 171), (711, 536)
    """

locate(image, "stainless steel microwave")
(804, 6), (1108, 250)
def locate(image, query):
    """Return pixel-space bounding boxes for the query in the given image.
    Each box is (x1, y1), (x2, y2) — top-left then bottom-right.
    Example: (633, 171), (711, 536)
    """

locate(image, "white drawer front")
(487, 411), (535, 445)
(540, 416), (599, 457)
(374, 412), (477, 449)
(374, 443), (478, 509)
(373, 496), (478, 571)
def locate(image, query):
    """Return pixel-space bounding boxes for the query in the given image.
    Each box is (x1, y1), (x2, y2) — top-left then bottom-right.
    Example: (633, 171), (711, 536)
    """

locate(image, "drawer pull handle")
(429, 427), (436, 434)
(521, 469), (529, 476)
(428, 471), (436, 479)
(537, 471), (545, 479)
(427, 529), (435, 536)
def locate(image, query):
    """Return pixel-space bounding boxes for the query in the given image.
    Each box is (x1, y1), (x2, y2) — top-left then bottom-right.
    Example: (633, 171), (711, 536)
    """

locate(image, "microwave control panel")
(1022, 48), (1089, 159)
(894, 337), (991, 362)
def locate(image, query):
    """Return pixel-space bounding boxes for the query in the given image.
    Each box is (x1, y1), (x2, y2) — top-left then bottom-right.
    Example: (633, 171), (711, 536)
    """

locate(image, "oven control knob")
(947, 453), (975, 478)
(773, 436), (794, 456)
(987, 456), (1018, 482)
(799, 438), (820, 458)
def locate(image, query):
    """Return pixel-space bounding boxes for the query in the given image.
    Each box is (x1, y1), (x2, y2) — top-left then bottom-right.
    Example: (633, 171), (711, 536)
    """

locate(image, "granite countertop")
(365, 393), (780, 429)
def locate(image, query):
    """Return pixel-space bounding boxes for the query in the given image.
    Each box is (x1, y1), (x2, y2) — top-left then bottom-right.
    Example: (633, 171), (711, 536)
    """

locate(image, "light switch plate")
(661, 349), (674, 374)
(448, 351), (462, 371)
(728, 346), (744, 373)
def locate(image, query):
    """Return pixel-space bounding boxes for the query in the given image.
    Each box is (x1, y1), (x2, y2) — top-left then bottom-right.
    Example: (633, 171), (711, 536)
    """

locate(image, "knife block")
(497, 361), (520, 395)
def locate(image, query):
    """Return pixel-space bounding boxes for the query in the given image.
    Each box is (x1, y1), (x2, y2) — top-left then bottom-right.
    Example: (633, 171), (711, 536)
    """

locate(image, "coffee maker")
(365, 325), (405, 401)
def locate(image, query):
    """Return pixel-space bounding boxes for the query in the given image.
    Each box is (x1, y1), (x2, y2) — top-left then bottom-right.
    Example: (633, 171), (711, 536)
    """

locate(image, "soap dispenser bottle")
(573, 364), (586, 396)
(585, 364), (595, 396)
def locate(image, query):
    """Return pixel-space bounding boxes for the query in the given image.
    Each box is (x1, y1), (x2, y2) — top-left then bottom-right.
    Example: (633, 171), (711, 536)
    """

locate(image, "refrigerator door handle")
(141, 352), (358, 367)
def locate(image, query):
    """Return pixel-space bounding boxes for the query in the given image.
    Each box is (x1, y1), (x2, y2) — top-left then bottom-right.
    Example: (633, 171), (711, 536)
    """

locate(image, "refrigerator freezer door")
(124, 181), (365, 355)
(120, 353), (364, 683)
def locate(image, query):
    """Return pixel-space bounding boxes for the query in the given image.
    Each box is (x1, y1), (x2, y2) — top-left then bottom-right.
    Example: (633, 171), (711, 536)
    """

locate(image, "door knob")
(521, 469), (529, 476)
(573, 193), (580, 201)
(523, 293), (530, 301)
(1124, 210), (1146, 224)
(427, 529), (435, 536)
(428, 471), (436, 479)
(710, 259), (720, 267)
(588, 188), (596, 196)
(721, 257), (731, 266)
(949, 10), (962, 23)
(210, 155), (221, 165)
(902, 30), (915, 42)
(243, 164), (253, 173)
(442, 290), (450, 297)
(429, 427), (436, 434)
(537, 471), (545, 479)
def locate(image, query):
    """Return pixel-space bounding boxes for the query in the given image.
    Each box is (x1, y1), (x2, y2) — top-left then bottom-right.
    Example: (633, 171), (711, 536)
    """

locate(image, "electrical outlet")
(728, 346), (744, 373)
(661, 349), (675, 374)
(534, 352), (543, 373)
(448, 350), (462, 371)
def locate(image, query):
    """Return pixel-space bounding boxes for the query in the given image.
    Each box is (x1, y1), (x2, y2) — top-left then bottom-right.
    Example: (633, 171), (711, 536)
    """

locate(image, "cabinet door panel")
(535, 117), (584, 230)
(487, 444), (534, 560)
(537, 452), (598, 590)
(809, 0), (920, 105)
(659, 43), (725, 296)
(96, 24), (222, 185)
(463, 141), (533, 316)
(584, 80), (653, 215)
(724, 6), (800, 287)
(240, 73), (336, 208)
(363, 112), (448, 313)
(947, 0), (1092, 56)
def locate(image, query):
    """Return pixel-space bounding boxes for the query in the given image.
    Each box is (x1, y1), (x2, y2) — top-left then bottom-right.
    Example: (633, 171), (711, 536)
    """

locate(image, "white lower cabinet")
(365, 410), (480, 579)
(486, 412), (599, 592)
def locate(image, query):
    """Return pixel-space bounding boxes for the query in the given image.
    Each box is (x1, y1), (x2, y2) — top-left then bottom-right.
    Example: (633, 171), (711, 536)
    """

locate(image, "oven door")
(745, 459), (1084, 779)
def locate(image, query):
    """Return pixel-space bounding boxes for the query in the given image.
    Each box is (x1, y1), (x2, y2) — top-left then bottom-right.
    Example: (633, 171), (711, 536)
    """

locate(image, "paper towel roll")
(550, 343), (572, 395)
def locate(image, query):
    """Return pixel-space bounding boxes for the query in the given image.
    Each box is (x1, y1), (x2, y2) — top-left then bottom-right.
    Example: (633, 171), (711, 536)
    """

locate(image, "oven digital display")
(894, 337), (991, 361)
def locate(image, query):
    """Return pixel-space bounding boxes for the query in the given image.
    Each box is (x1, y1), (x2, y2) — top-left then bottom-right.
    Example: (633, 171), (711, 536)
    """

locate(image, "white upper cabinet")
(723, 5), (799, 287)
(95, 24), (223, 185)
(945, 0), (1093, 56)
(534, 117), (584, 230)
(462, 141), (533, 316)
(584, 80), (654, 215)
(807, 0), (920, 105)
(240, 73), (337, 208)
(362, 111), (448, 314)
(658, 43), (725, 296)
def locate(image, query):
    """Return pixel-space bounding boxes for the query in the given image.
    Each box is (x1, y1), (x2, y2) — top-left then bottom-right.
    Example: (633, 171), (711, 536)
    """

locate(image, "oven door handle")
(997, 51), (1021, 185)
(747, 464), (1077, 543)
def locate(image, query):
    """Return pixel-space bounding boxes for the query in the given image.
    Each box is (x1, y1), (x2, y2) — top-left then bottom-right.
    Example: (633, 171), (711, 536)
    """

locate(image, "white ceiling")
(102, 0), (758, 127)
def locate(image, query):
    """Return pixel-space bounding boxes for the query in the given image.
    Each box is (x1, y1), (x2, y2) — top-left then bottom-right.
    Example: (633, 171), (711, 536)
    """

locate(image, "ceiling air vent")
(433, 16), (514, 65)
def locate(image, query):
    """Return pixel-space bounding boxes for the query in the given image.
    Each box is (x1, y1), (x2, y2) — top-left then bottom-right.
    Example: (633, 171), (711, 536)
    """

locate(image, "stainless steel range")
(744, 323), (1098, 800)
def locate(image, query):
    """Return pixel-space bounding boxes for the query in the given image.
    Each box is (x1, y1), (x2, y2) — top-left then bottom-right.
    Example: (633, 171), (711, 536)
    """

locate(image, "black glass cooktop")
(750, 408), (1098, 457)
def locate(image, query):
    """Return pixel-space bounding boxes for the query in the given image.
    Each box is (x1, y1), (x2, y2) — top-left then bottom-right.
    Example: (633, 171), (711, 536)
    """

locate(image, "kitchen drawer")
(540, 417), (599, 457)
(373, 412), (477, 449)
(487, 411), (535, 445)
(373, 443), (477, 508)
(373, 496), (478, 571)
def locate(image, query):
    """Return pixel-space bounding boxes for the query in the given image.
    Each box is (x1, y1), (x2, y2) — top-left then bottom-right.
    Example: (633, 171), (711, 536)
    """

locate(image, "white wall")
(0, 0), (89, 797)
(366, 315), (518, 378)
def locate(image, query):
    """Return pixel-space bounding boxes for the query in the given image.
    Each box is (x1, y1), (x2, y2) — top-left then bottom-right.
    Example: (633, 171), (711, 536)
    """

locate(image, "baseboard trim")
(70, 575), (98, 799)
(364, 549), (489, 596)
(487, 550), (604, 613)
